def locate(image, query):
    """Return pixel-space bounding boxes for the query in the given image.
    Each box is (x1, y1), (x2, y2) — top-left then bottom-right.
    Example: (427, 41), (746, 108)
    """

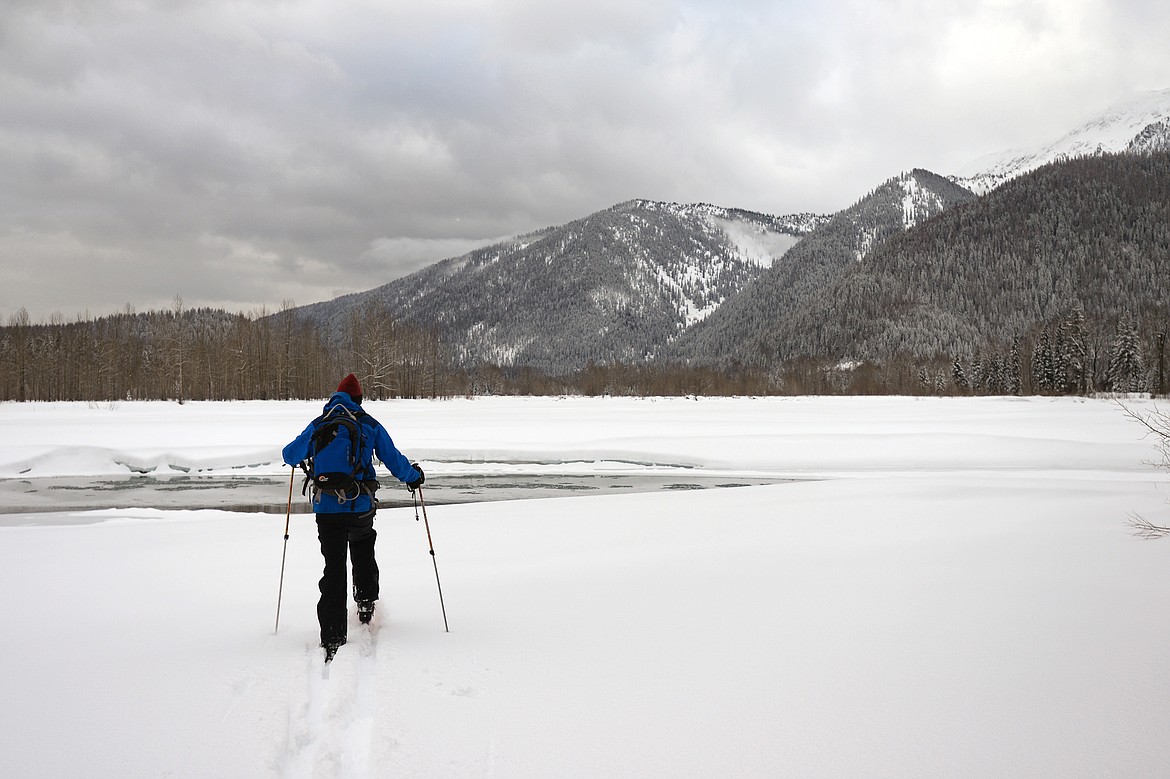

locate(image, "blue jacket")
(282, 392), (421, 514)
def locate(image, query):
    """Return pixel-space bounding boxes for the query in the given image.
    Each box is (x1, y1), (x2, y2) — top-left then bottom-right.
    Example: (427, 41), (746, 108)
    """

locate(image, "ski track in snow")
(281, 615), (382, 779)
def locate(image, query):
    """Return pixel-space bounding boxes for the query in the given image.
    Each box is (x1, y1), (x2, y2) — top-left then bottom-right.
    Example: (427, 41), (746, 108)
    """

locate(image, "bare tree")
(7, 307), (32, 401)
(171, 295), (186, 402)
(1120, 401), (1170, 538)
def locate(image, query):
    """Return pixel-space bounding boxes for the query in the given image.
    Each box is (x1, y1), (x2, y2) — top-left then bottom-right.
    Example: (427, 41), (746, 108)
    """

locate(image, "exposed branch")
(1117, 399), (1170, 440)
(1128, 513), (1170, 540)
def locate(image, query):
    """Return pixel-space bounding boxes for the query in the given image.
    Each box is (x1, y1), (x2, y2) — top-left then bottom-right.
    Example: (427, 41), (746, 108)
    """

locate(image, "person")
(282, 373), (424, 662)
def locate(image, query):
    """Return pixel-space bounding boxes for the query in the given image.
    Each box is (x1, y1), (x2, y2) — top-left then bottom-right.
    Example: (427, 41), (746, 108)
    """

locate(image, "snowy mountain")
(287, 90), (1170, 376)
(956, 88), (1170, 193)
(666, 169), (976, 365)
(1127, 118), (1170, 154)
(763, 152), (1170, 364)
(294, 201), (828, 372)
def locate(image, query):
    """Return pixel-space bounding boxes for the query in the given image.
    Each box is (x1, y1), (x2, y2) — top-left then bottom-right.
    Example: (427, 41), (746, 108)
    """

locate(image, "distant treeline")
(2, 299), (1165, 400)
(0, 299), (445, 402)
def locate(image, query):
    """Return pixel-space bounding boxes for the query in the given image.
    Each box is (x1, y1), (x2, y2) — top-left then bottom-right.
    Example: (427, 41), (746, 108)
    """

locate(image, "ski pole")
(414, 486), (449, 632)
(274, 465), (295, 634)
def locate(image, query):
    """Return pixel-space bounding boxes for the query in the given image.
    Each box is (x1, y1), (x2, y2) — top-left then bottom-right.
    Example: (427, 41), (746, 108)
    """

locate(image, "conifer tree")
(1106, 315), (1147, 392)
(1007, 337), (1022, 395)
(1031, 330), (1051, 394)
(1063, 304), (1090, 395)
(952, 356), (968, 393)
(970, 354), (985, 395)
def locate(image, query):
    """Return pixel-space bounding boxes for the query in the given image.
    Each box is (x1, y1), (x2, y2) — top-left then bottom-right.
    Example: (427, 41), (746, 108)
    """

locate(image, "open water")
(0, 471), (792, 520)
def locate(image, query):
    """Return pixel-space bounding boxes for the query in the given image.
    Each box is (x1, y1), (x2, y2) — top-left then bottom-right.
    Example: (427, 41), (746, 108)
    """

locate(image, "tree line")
(0, 299), (448, 402)
(3, 297), (1166, 401)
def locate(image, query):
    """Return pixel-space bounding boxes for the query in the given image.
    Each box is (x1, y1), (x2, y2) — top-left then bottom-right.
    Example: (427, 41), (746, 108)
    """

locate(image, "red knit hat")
(337, 373), (362, 401)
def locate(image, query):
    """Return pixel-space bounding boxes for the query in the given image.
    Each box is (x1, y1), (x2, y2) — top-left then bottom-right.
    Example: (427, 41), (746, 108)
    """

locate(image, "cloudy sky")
(3, 0), (1168, 321)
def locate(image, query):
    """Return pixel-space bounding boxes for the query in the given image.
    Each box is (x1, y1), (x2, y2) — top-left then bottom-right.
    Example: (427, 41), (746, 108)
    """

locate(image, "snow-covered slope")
(1128, 118), (1170, 154)
(957, 88), (1170, 193)
(852, 170), (970, 263)
(763, 152), (1170, 364)
(667, 168), (976, 365)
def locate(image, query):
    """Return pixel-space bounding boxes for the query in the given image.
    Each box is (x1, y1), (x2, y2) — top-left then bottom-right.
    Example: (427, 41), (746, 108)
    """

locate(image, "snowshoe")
(357, 600), (375, 625)
(322, 638), (345, 663)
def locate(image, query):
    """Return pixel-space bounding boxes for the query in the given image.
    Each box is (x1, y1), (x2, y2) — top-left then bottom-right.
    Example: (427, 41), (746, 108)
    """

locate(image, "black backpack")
(298, 405), (379, 505)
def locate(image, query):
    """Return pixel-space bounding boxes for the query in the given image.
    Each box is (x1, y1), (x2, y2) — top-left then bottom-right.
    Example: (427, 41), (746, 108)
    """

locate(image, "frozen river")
(0, 470), (792, 519)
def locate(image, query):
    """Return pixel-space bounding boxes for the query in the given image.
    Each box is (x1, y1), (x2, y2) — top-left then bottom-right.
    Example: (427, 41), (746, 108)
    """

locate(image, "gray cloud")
(2, 0), (1168, 321)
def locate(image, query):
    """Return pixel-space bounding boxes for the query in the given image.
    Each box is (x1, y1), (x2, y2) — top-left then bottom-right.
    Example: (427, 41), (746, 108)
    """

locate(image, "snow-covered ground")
(2, 395), (1169, 778)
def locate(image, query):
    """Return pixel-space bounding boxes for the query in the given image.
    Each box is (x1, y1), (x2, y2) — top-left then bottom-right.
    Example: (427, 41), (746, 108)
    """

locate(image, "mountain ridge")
(293, 199), (828, 371)
(955, 87), (1170, 192)
(286, 88), (1170, 379)
(665, 168), (976, 365)
(763, 152), (1170, 365)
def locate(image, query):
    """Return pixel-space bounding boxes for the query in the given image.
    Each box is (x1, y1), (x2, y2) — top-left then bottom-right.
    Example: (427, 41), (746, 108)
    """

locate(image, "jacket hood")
(324, 391), (363, 413)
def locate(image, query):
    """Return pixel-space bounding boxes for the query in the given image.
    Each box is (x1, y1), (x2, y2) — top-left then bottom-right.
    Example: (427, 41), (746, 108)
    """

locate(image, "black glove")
(407, 462), (425, 491)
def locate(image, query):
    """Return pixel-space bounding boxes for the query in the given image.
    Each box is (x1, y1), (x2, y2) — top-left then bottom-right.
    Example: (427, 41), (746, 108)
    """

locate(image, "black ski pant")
(315, 510), (379, 646)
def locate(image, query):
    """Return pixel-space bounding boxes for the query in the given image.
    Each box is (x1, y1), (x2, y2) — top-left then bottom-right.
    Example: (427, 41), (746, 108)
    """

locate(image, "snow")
(712, 216), (802, 268)
(957, 87), (1170, 192)
(854, 224), (879, 262)
(900, 173), (945, 229)
(3, 395), (1170, 778)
